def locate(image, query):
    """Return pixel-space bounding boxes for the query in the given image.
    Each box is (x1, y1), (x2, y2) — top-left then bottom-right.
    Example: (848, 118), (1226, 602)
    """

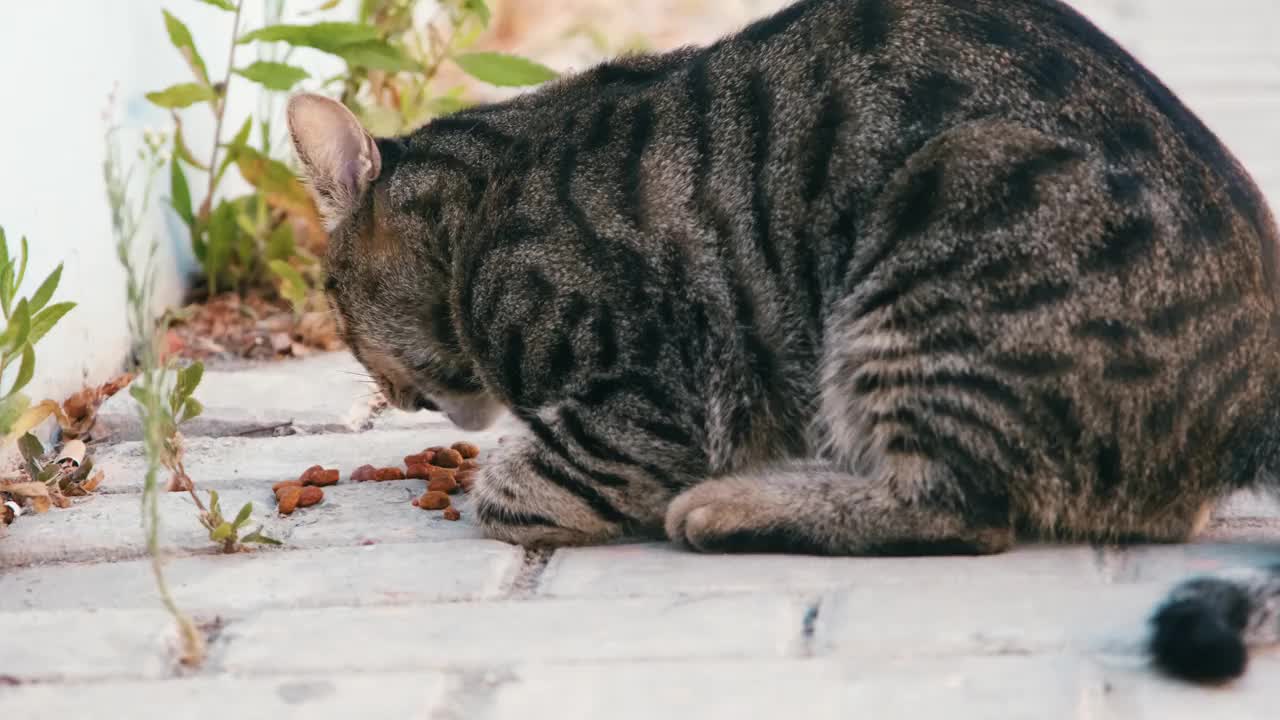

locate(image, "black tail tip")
(1150, 597), (1248, 683)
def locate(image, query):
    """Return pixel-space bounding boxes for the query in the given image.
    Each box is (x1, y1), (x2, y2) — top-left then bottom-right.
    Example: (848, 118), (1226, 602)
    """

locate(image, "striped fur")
(289, 0), (1280, 682)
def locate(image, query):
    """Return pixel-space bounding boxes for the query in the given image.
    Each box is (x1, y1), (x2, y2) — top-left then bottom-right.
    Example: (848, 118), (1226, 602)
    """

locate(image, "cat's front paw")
(664, 477), (805, 553)
(471, 443), (622, 548)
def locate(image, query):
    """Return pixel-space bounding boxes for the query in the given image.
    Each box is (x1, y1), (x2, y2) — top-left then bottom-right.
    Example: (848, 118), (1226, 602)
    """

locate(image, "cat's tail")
(1149, 564), (1280, 682)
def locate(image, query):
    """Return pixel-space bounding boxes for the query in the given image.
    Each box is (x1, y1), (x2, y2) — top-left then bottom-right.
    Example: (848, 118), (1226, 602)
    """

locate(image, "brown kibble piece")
(351, 464), (377, 482)
(404, 451), (435, 467)
(298, 486), (324, 507)
(443, 507), (461, 521)
(373, 467), (405, 481)
(459, 460), (479, 471)
(277, 487), (302, 515)
(433, 448), (463, 468)
(451, 442), (480, 460)
(425, 446), (446, 453)
(406, 464), (432, 480)
(273, 479), (303, 495)
(457, 472), (476, 493)
(417, 491), (450, 510)
(300, 466), (339, 486)
(427, 474), (458, 494)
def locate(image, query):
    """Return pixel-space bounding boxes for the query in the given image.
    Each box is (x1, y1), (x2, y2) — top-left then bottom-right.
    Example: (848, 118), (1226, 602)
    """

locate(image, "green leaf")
(0, 393), (30, 436)
(173, 120), (207, 169)
(146, 83), (217, 109)
(9, 344), (35, 397)
(129, 383), (149, 408)
(214, 116), (254, 188)
(462, 0), (491, 27)
(234, 61), (310, 91)
(196, 0), (237, 10)
(238, 22), (379, 48)
(210, 521), (233, 542)
(237, 23), (414, 71)
(175, 361), (204, 406)
(453, 52), (557, 87)
(208, 489), (222, 518)
(233, 145), (314, 219)
(232, 501), (254, 529)
(0, 235), (14, 318)
(425, 94), (471, 117)
(268, 260), (309, 312)
(205, 201), (239, 292)
(17, 432), (44, 465)
(265, 222), (295, 262)
(241, 527), (282, 545)
(179, 397), (204, 425)
(37, 463), (61, 484)
(170, 153), (194, 227)
(2, 299), (31, 353)
(328, 41), (416, 71)
(14, 235), (27, 301)
(28, 263), (63, 314)
(28, 302), (74, 347)
(163, 10), (210, 84)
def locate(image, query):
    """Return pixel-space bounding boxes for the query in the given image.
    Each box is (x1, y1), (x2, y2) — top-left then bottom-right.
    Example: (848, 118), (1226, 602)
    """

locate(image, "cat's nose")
(414, 395), (439, 412)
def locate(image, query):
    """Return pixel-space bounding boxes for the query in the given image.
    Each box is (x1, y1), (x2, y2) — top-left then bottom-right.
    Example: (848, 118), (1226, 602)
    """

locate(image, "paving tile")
(0, 672), (446, 720)
(222, 594), (805, 671)
(94, 353), (378, 441)
(0, 541), (522, 613)
(486, 656), (1094, 720)
(539, 542), (1104, 598)
(0, 481), (484, 567)
(92, 427), (510, 493)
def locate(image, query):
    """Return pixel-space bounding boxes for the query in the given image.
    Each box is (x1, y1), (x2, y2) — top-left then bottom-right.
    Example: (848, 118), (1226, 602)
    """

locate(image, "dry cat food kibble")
(299, 465), (340, 486)
(298, 486), (324, 507)
(415, 491), (451, 510)
(273, 479), (303, 495)
(350, 464), (377, 482)
(404, 451), (435, 467)
(432, 448), (463, 469)
(373, 467), (405, 481)
(277, 486), (303, 515)
(451, 442), (480, 460)
(427, 472), (458, 494)
(442, 507), (461, 521)
(406, 464), (432, 480)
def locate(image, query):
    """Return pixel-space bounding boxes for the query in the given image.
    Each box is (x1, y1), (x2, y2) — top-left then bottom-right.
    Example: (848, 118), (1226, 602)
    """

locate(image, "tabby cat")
(287, 0), (1280, 683)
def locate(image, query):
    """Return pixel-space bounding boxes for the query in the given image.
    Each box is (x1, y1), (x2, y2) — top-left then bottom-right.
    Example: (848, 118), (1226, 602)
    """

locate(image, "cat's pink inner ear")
(286, 93), (382, 228)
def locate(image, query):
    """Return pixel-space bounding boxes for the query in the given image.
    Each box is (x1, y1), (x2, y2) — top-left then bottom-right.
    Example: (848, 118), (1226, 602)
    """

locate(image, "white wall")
(0, 0), (1275, 433)
(0, 0), (355, 430)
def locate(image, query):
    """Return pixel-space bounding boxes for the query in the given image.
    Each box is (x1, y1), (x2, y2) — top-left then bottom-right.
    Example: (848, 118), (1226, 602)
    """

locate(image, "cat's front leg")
(471, 402), (702, 547)
(471, 434), (621, 547)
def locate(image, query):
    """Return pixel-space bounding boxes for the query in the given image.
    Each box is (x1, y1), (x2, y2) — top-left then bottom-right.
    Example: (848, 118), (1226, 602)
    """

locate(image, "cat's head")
(286, 93), (504, 430)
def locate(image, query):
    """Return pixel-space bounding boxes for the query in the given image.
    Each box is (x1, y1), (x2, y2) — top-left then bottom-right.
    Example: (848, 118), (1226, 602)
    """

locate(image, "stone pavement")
(2, 352), (1280, 719)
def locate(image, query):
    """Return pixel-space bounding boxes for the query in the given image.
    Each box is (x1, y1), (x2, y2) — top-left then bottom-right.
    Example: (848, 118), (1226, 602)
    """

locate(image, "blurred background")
(0, 0), (1275, 428)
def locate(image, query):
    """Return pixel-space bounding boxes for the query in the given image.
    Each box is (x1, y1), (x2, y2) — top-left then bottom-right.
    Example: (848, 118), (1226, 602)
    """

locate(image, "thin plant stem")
(202, 0), (246, 218)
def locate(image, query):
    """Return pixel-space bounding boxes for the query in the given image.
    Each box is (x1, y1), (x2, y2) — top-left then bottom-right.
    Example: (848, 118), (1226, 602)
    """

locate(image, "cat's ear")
(286, 93), (382, 230)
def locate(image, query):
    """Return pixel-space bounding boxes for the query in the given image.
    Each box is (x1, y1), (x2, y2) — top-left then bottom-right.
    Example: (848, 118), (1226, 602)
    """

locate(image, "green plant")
(201, 489), (279, 553)
(335, 0), (558, 135)
(0, 225), (76, 439)
(148, 0), (556, 305)
(104, 109), (278, 667)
